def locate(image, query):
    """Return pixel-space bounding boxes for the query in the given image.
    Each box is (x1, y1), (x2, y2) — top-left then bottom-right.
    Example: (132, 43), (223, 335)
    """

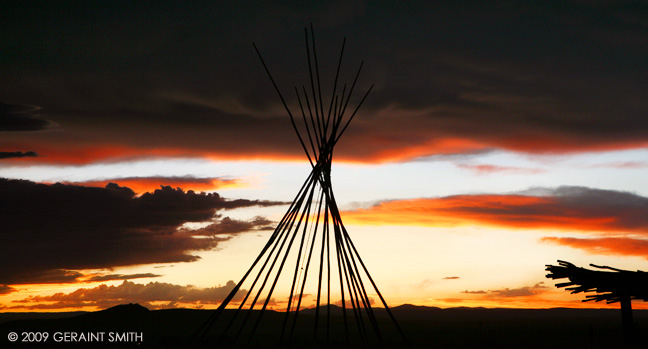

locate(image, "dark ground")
(1, 303), (647, 348)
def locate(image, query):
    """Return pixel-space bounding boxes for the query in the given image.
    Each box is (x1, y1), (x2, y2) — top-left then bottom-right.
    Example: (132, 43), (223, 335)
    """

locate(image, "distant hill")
(393, 303), (442, 311)
(95, 303), (149, 315)
(2, 304), (647, 348)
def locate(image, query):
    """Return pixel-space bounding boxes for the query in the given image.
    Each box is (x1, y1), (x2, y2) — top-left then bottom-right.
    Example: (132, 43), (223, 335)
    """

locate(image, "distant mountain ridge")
(0, 311), (87, 324)
(2, 303), (645, 323)
(2, 303), (647, 347)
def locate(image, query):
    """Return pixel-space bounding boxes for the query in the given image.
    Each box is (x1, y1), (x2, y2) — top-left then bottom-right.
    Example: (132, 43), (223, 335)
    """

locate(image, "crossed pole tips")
(191, 25), (406, 347)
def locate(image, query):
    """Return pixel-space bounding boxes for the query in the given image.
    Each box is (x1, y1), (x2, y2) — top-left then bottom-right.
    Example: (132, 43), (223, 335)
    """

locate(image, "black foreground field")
(2, 303), (647, 348)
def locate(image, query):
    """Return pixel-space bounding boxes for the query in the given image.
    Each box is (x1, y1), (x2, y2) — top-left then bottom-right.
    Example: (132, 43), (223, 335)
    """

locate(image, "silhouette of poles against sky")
(193, 25), (405, 346)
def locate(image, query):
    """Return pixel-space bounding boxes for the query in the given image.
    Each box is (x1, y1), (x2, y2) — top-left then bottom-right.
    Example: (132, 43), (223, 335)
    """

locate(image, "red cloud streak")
(542, 237), (648, 259)
(342, 187), (648, 234)
(456, 164), (545, 175)
(4, 131), (648, 165)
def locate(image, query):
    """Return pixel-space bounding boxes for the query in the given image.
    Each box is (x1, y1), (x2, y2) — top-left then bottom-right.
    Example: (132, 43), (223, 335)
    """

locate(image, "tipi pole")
(192, 25), (406, 348)
(295, 87), (319, 162)
(245, 181), (318, 339)
(279, 181), (320, 343)
(224, 176), (310, 335)
(233, 175), (317, 342)
(252, 43), (314, 168)
(287, 189), (326, 344)
(190, 170), (314, 344)
(323, 37), (346, 140)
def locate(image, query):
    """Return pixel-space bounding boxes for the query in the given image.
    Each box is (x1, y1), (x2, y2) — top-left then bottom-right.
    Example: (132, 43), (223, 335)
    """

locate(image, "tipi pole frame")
(192, 25), (406, 347)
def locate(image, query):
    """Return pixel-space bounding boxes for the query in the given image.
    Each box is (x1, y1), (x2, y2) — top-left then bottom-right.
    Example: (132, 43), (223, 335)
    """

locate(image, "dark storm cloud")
(0, 151), (37, 159)
(1, 2), (647, 163)
(0, 103), (52, 132)
(0, 178), (283, 285)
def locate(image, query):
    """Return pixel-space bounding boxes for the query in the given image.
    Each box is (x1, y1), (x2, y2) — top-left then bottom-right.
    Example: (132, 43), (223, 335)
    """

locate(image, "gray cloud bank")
(0, 178), (282, 285)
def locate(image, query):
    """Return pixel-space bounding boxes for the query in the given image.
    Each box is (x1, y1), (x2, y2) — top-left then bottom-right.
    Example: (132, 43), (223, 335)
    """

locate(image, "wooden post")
(620, 295), (633, 348)
(545, 261), (648, 348)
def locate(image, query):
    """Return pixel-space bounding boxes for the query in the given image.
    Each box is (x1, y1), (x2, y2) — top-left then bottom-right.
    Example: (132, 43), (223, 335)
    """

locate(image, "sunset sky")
(2, 2), (648, 312)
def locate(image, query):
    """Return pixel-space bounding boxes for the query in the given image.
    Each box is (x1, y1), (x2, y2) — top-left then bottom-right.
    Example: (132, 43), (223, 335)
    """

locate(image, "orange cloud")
(449, 281), (648, 309)
(487, 282), (549, 298)
(457, 283), (550, 304)
(352, 137), (488, 163)
(482, 135), (648, 156)
(450, 282), (605, 309)
(456, 164), (545, 175)
(342, 187), (648, 234)
(11, 280), (245, 311)
(436, 288), (558, 308)
(541, 237), (648, 259)
(343, 196), (597, 230)
(446, 283), (550, 307)
(0, 139), (200, 164)
(0, 139), (304, 165)
(434, 295), (648, 309)
(68, 176), (243, 194)
(5, 125), (648, 165)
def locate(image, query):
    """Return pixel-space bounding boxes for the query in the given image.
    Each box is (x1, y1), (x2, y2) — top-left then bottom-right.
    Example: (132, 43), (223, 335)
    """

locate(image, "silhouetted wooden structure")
(546, 260), (648, 345)
(192, 26), (405, 347)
